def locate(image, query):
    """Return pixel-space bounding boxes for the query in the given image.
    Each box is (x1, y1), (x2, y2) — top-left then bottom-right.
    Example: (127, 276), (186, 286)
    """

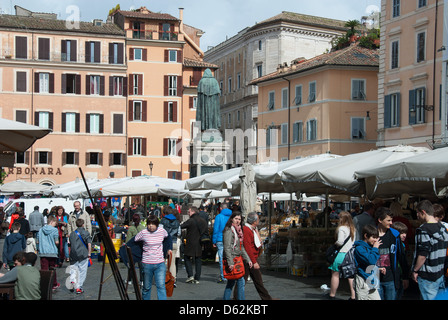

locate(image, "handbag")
(339, 246), (356, 279)
(325, 235), (350, 264)
(75, 230), (92, 267)
(222, 241), (245, 280)
(165, 251), (175, 297)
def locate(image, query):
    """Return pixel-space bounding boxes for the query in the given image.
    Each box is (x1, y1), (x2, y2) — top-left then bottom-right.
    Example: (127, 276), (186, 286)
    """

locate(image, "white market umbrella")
(230, 154), (340, 195)
(92, 176), (185, 197)
(0, 180), (50, 193)
(281, 145), (430, 197)
(184, 166), (241, 191)
(0, 117), (51, 153)
(354, 146), (448, 199)
(43, 178), (120, 199)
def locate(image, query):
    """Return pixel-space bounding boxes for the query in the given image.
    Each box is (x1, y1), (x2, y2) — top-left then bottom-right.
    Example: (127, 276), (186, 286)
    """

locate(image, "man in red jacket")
(242, 211), (273, 300)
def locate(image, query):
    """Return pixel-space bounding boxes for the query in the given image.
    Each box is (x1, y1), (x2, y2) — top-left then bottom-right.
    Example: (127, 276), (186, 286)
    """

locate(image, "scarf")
(231, 223), (244, 246)
(245, 223), (261, 248)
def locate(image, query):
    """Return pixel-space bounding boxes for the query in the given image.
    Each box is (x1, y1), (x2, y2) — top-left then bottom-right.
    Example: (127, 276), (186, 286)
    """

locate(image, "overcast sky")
(0, 0), (381, 51)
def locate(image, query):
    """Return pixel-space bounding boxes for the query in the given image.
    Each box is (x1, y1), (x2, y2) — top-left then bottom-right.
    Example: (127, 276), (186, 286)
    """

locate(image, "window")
(38, 38), (50, 60)
(392, 0), (400, 18)
(38, 151), (49, 165)
(169, 50), (177, 62)
(293, 122), (303, 143)
(351, 117), (366, 139)
(133, 138), (142, 155)
(257, 65), (262, 78)
(384, 93), (401, 128)
(109, 43), (124, 64)
(168, 76), (177, 96)
(391, 40), (399, 69)
(63, 152), (77, 165)
(281, 123), (288, 144)
(167, 102), (175, 122)
(132, 21), (143, 39)
(39, 73), (50, 93)
(16, 110), (27, 123)
(282, 88), (288, 108)
(417, 32), (426, 63)
(258, 40), (262, 51)
(131, 74), (143, 95)
(133, 101), (142, 121)
(307, 119), (317, 141)
(167, 138), (177, 156)
(37, 111), (51, 129)
(352, 79), (366, 100)
(85, 41), (100, 63)
(409, 88), (426, 124)
(237, 73), (241, 89)
(89, 75), (101, 95)
(61, 40), (77, 62)
(64, 112), (77, 133)
(16, 152), (26, 164)
(62, 74), (80, 94)
(16, 71), (27, 92)
(87, 152), (101, 166)
(111, 76), (125, 96)
(86, 114), (104, 134)
(110, 153), (124, 166)
(294, 85), (302, 106)
(15, 36), (27, 59)
(160, 23), (174, 40)
(418, 0), (427, 8)
(113, 114), (124, 134)
(309, 82), (316, 103)
(228, 77), (232, 93)
(268, 91), (275, 110)
(266, 127), (277, 147)
(134, 48), (143, 61)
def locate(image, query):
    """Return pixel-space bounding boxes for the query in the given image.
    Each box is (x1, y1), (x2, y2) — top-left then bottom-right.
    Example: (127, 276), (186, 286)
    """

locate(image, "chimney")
(179, 8), (184, 31)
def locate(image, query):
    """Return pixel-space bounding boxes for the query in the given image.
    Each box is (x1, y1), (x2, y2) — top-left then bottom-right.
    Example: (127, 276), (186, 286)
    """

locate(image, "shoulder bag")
(165, 251), (175, 297)
(222, 239), (245, 280)
(325, 235), (350, 264)
(75, 230), (92, 267)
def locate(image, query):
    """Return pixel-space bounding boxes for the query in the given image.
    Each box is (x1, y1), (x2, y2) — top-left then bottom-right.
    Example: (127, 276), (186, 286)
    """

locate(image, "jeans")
(142, 262), (167, 300)
(216, 241), (224, 280)
(223, 277), (245, 300)
(378, 281), (396, 300)
(418, 275), (446, 300)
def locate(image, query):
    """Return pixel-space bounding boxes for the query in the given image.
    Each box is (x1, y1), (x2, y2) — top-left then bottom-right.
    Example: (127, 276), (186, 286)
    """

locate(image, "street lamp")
(149, 161), (153, 176)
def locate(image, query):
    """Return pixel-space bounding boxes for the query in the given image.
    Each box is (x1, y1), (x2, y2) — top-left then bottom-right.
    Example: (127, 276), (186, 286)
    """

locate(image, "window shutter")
(164, 75), (168, 96)
(164, 50), (169, 62)
(49, 112), (54, 130)
(163, 138), (168, 156)
(409, 90), (416, 125)
(86, 114), (90, 133)
(108, 43), (114, 64)
(189, 96), (194, 109)
(142, 138), (147, 156)
(100, 76), (105, 96)
(128, 75), (134, 96)
(34, 112), (39, 126)
(61, 113), (66, 132)
(163, 102), (169, 122)
(85, 75), (91, 95)
(99, 114), (104, 134)
(94, 42), (100, 63)
(117, 43), (124, 64)
(138, 74), (143, 95)
(70, 40), (77, 62)
(128, 138), (133, 155)
(75, 113), (80, 132)
(129, 47), (134, 61)
(34, 73), (40, 93)
(177, 138), (182, 157)
(123, 77), (128, 97)
(61, 74), (67, 94)
(75, 75), (81, 94)
(142, 101), (147, 122)
(85, 41), (91, 63)
(384, 94), (391, 128)
(128, 100), (134, 121)
(49, 73), (54, 93)
(177, 50), (182, 63)
(177, 76), (182, 97)
(173, 101), (178, 122)
(48, 152), (52, 165)
(142, 49), (147, 61)
(61, 40), (67, 61)
(109, 76), (113, 96)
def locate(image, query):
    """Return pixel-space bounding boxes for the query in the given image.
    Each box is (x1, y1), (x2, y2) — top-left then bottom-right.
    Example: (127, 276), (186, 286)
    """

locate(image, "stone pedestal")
(189, 129), (229, 177)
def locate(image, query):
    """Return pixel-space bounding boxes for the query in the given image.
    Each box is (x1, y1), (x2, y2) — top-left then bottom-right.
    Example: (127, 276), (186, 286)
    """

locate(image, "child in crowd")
(25, 232), (37, 254)
(391, 221), (408, 299)
(2, 222), (26, 270)
(353, 224), (382, 300)
(68, 218), (92, 294)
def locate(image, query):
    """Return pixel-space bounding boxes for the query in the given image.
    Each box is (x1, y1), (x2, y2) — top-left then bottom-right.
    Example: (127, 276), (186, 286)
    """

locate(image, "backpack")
(339, 245), (357, 279)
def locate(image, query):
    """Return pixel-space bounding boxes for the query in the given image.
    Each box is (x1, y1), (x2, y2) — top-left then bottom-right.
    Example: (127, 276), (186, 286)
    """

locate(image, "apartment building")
(251, 44), (379, 160)
(0, 11), (128, 185)
(378, 0), (446, 148)
(111, 7), (216, 180)
(1, 6), (216, 185)
(204, 11), (347, 165)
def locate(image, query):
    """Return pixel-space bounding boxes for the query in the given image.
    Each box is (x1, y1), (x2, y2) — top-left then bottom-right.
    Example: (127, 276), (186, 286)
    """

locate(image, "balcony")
(127, 29), (179, 41)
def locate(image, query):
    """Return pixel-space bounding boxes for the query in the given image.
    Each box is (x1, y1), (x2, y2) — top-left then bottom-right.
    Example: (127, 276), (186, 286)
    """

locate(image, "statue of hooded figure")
(196, 68), (221, 131)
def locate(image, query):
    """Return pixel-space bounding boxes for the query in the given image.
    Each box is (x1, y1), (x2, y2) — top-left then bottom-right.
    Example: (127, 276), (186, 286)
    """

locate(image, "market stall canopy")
(281, 145), (430, 196)
(0, 117), (51, 153)
(42, 178), (127, 199)
(354, 146), (448, 199)
(230, 154), (340, 195)
(184, 166), (241, 191)
(91, 176), (185, 197)
(0, 180), (50, 193)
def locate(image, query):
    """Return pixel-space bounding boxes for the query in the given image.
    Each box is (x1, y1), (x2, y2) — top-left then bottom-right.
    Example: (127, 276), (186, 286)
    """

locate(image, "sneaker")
(52, 283), (61, 291)
(193, 279), (200, 284)
(69, 282), (75, 292)
(76, 288), (84, 294)
(186, 276), (195, 283)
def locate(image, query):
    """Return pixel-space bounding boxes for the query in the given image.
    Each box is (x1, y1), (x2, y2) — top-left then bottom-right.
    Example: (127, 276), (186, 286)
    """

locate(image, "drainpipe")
(432, 0), (439, 147)
(282, 76), (291, 160)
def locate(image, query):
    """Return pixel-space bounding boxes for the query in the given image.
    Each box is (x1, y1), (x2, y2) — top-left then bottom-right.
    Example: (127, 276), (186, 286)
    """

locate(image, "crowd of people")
(1, 200), (93, 299)
(327, 198), (448, 300)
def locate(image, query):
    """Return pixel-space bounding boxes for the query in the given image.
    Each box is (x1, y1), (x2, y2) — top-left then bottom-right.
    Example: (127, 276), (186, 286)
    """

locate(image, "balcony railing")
(127, 29), (179, 41)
